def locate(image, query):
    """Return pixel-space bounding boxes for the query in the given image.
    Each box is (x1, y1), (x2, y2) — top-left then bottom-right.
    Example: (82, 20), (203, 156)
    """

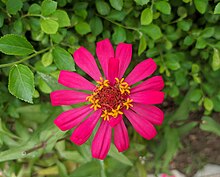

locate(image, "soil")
(171, 113), (220, 177)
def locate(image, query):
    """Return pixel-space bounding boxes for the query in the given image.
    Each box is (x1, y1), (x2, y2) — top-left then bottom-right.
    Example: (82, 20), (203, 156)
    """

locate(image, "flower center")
(86, 77), (133, 121)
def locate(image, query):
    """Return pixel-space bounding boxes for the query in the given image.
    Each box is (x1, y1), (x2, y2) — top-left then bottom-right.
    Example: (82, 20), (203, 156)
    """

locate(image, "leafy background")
(0, 0), (220, 176)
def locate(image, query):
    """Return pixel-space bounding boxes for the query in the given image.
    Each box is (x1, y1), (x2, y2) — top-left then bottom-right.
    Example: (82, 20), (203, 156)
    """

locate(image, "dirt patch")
(171, 113), (220, 177)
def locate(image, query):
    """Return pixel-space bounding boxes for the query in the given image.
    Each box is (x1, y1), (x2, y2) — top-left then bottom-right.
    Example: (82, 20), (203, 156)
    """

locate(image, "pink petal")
(70, 109), (102, 145)
(130, 90), (164, 105)
(131, 103), (164, 125)
(96, 39), (114, 79)
(92, 120), (112, 160)
(108, 57), (119, 85)
(54, 105), (92, 131)
(116, 43), (132, 78)
(124, 109), (157, 140)
(50, 90), (88, 106)
(125, 58), (157, 85)
(108, 114), (123, 127)
(114, 120), (129, 152)
(131, 76), (164, 93)
(58, 70), (95, 91)
(73, 47), (102, 81)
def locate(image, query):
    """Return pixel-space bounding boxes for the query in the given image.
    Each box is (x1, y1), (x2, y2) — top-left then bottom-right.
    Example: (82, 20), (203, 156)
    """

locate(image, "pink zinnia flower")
(50, 39), (164, 159)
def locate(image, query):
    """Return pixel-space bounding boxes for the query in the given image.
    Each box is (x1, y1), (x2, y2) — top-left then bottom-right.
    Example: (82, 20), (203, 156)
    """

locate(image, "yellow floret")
(123, 98), (133, 110)
(109, 105), (123, 118)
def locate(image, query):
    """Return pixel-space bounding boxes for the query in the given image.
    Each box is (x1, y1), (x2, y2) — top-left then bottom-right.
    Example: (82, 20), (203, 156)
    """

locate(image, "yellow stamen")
(123, 98), (133, 110)
(109, 105), (123, 118)
(90, 99), (101, 111)
(96, 77), (109, 90)
(101, 110), (111, 121)
(115, 78), (131, 94)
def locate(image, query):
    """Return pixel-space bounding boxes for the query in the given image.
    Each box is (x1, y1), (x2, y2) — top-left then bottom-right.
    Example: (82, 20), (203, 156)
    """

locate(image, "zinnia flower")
(50, 39), (164, 159)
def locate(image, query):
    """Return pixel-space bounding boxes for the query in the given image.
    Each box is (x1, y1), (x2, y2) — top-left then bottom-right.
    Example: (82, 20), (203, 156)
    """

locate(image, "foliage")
(0, 0), (220, 176)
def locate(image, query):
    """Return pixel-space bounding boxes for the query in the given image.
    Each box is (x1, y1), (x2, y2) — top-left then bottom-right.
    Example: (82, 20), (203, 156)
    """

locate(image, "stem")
(97, 14), (140, 32)
(0, 47), (50, 68)
(21, 14), (45, 19)
(99, 160), (107, 177)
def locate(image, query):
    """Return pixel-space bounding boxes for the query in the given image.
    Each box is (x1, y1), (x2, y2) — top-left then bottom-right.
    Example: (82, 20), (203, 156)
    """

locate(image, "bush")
(0, 0), (220, 176)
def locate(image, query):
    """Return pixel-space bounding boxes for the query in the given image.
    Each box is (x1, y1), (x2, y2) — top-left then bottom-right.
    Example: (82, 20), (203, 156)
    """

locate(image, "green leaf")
(38, 72), (65, 91)
(140, 8), (153, 25)
(134, 0), (149, 6)
(70, 161), (100, 177)
(38, 77), (52, 94)
(112, 26), (126, 44)
(166, 58), (180, 70)
(194, 0), (208, 14)
(109, 145), (133, 166)
(214, 2), (220, 14)
(95, 0), (110, 15)
(212, 48), (220, 71)
(41, 0), (57, 16)
(109, 0), (123, 11)
(107, 10), (126, 21)
(0, 34), (34, 56)
(163, 128), (180, 170)
(155, 1), (171, 15)
(138, 36), (147, 56)
(203, 97), (213, 111)
(6, 0), (23, 15)
(169, 86), (195, 122)
(201, 27), (215, 38)
(51, 10), (70, 27)
(75, 22), (91, 35)
(169, 85), (179, 97)
(195, 37), (207, 49)
(140, 24), (162, 40)
(0, 12), (4, 28)
(177, 20), (192, 31)
(89, 17), (103, 36)
(200, 116), (220, 136)
(189, 89), (202, 102)
(8, 64), (35, 103)
(52, 46), (75, 71)
(41, 51), (53, 67)
(183, 36), (194, 46)
(40, 18), (59, 34)
(178, 122), (198, 136)
(57, 160), (68, 177)
(28, 3), (41, 14)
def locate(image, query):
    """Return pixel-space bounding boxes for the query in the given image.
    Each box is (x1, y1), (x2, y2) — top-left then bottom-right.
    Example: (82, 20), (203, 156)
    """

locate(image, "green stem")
(0, 47), (50, 68)
(97, 14), (140, 32)
(21, 14), (45, 19)
(99, 160), (107, 177)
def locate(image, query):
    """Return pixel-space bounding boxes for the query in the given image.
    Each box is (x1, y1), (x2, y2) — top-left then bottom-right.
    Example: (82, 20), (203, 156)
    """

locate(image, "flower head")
(50, 39), (164, 160)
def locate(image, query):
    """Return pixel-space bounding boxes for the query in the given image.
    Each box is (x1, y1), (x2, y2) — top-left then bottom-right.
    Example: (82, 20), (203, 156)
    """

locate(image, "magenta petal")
(116, 43), (132, 78)
(124, 109), (157, 140)
(70, 109), (102, 145)
(92, 120), (111, 160)
(54, 105), (92, 131)
(131, 103), (164, 125)
(50, 90), (89, 106)
(108, 114), (123, 127)
(130, 90), (164, 105)
(131, 76), (164, 93)
(58, 70), (95, 91)
(108, 57), (119, 85)
(73, 47), (102, 81)
(114, 120), (129, 152)
(96, 39), (114, 79)
(125, 58), (157, 85)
